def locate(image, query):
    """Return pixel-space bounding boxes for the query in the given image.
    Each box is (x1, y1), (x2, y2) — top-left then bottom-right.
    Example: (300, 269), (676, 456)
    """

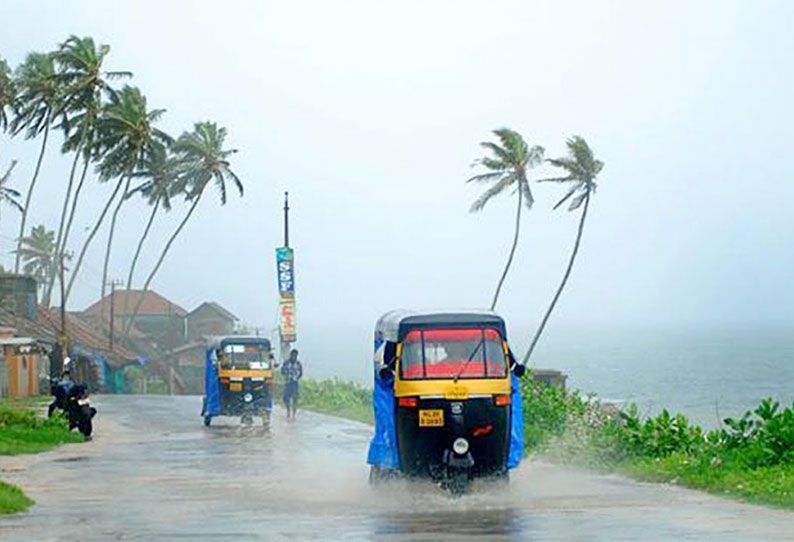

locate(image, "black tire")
(447, 470), (470, 496)
(204, 416), (212, 427)
(78, 418), (93, 438)
(241, 414), (253, 426)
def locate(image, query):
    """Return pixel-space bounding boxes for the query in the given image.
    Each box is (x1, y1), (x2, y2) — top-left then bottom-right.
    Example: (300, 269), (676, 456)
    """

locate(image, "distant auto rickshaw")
(367, 310), (525, 494)
(201, 336), (276, 426)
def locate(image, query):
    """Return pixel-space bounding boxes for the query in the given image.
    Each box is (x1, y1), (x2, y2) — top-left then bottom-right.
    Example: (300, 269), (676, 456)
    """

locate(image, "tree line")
(0, 36), (242, 341)
(467, 128), (604, 365)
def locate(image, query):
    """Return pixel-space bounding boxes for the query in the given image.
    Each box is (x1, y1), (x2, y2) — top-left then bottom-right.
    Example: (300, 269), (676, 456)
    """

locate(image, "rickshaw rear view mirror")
(513, 364), (526, 377)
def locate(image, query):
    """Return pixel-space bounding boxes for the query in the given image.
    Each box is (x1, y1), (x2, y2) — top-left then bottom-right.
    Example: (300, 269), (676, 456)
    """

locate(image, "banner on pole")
(276, 247), (297, 342)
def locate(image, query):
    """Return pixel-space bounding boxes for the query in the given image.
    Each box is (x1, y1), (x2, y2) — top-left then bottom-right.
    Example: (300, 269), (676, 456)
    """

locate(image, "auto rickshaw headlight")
(453, 437), (469, 455)
(243, 393), (253, 403)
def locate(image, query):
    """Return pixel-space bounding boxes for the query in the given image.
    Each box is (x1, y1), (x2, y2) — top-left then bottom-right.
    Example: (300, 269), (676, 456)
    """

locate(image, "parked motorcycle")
(49, 377), (96, 439)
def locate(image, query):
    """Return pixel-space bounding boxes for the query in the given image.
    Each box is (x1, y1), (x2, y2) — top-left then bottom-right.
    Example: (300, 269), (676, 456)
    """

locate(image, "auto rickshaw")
(367, 310), (525, 494)
(201, 335), (276, 426)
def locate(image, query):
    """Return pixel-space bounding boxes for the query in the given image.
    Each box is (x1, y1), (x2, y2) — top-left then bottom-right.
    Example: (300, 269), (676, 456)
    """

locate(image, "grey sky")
(1, 0), (793, 341)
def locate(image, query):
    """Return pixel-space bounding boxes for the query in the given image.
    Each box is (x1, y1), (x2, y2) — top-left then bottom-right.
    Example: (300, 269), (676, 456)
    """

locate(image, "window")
(399, 328), (507, 380)
(220, 343), (271, 369)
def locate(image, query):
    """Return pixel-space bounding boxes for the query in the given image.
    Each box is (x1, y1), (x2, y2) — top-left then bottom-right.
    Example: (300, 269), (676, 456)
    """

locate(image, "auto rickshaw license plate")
(229, 382), (242, 391)
(419, 409), (444, 427)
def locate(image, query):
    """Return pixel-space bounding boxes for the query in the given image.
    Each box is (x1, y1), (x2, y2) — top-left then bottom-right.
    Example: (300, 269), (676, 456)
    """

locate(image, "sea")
(297, 322), (794, 430)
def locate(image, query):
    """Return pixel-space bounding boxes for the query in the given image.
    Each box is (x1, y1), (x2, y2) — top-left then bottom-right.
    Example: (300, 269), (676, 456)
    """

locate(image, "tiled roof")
(37, 307), (138, 365)
(83, 289), (187, 317)
(0, 306), (56, 343)
(189, 301), (238, 322)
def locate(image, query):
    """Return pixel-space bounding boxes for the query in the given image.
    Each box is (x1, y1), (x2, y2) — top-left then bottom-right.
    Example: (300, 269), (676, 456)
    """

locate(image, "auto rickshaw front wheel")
(445, 469), (470, 496)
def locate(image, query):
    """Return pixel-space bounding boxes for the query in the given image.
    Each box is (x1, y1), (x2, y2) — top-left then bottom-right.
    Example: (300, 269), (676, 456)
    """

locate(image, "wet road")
(1, 395), (792, 541)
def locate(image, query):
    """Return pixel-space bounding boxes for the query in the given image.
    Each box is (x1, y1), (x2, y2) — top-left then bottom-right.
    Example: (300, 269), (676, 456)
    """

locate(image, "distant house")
(0, 273), (38, 320)
(186, 302), (238, 342)
(82, 290), (187, 351)
(0, 305), (54, 398)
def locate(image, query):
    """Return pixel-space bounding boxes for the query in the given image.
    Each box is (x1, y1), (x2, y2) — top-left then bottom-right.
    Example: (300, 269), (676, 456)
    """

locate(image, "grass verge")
(0, 481), (33, 515)
(0, 399), (84, 515)
(524, 377), (794, 509)
(300, 379), (373, 425)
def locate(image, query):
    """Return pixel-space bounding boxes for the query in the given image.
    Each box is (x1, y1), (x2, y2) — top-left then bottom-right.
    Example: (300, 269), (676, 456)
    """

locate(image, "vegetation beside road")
(300, 377), (794, 509)
(523, 377), (794, 509)
(0, 481), (32, 515)
(300, 379), (373, 425)
(0, 400), (83, 515)
(0, 400), (82, 455)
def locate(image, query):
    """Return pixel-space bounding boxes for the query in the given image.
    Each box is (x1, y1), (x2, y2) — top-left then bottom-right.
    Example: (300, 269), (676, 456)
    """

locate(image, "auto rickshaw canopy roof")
(374, 309), (507, 343)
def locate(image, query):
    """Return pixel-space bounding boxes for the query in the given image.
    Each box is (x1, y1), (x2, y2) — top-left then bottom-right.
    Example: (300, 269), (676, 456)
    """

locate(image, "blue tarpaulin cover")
(202, 349), (221, 417)
(367, 369), (400, 469)
(507, 373), (524, 469)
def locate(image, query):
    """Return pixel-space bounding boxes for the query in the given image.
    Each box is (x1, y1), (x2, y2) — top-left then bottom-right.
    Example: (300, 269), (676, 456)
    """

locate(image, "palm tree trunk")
(14, 116), (50, 273)
(64, 176), (125, 304)
(122, 194), (202, 340)
(61, 156), (90, 252)
(126, 198), (160, 289)
(100, 175), (131, 305)
(522, 193), (590, 365)
(43, 144), (83, 307)
(45, 155), (90, 304)
(490, 187), (523, 310)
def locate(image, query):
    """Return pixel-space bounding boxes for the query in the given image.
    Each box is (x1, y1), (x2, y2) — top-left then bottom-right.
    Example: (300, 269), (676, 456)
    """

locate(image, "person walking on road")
(281, 349), (303, 420)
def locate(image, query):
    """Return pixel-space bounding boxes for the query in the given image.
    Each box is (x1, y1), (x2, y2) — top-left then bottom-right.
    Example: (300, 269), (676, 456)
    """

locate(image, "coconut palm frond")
(469, 175), (514, 213)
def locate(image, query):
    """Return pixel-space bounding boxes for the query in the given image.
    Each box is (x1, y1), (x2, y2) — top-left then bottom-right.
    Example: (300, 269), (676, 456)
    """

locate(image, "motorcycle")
(49, 378), (96, 439)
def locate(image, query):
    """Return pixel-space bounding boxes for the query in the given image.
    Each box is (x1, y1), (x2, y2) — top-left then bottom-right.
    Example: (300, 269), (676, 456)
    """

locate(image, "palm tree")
(43, 36), (130, 305)
(0, 56), (16, 136)
(11, 52), (61, 273)
(125, 142), (179, 289)
(0, 160), (23, 222)
(522, 136), (604, 365)
(15, 224), (56, 299)
(122, 121), (241, 338)
(467, 128), (544, 310)
(64, 85), (169, 304)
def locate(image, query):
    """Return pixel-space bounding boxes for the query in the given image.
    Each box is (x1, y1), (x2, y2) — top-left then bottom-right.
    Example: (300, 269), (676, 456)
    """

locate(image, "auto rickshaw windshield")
(400, 328), (507, 380)
(220, 343), (271, 370)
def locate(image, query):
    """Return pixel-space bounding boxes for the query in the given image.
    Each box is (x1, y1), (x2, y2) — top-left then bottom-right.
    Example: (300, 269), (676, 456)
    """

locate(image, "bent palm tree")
(44, 35), (131, 305)
(0, 160), (23, 222)
(15, 225), (58, 299)
(522, 136), (603, 365)
(11, 52), (61, 273)
(122, 122), (241, 338)
(65, 85), (169, 305)
(467, 128), (543, 310)
(0, 57), (15, 136)
(125, 142), (179, 289)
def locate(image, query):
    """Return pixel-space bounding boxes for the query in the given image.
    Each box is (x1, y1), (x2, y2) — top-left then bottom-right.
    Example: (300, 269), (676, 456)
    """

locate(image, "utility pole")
(107, 279), (122, 351)
(55, 252), (68, 378)
(283, 191), (290, 247)
(59, 253), (66, 339)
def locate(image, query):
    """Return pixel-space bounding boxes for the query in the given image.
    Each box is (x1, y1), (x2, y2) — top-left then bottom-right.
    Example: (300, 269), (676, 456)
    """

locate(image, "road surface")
(0, 395), (792, 541)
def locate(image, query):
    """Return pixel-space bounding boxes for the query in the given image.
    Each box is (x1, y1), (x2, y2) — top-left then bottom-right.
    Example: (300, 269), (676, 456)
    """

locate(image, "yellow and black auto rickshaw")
(201, 335), (275, 426)
(367, 310), (525, 494)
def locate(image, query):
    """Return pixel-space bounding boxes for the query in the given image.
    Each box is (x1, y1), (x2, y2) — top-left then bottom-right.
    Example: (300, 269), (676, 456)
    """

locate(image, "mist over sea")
(298, 321), (794, 429)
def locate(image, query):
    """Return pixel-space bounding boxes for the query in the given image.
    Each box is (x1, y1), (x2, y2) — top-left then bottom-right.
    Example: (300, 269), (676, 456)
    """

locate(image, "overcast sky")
(1, 1), (793, 344)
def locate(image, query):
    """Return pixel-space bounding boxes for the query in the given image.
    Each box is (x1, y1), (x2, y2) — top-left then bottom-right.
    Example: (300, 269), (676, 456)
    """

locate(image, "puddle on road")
(52, 456), (91, 463)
